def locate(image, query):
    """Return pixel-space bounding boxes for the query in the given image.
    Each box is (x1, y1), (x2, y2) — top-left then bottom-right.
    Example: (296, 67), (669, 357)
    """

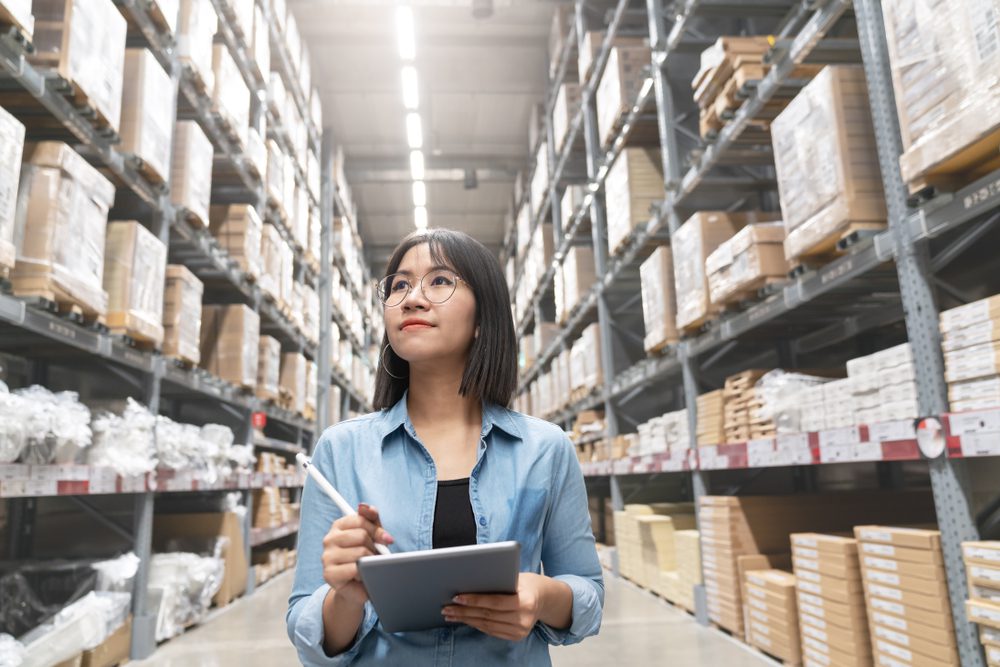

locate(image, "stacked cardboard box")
(940, 295), (1000, 411)
(639, 513), (698, 595)
(0, 106), (25, 275)
(604, 148), (663, 255)
(200, 305), (260, 389)
(846, 343), (918, 424)
(0, 0), (33, 37)
(12, 143), (116, 319)
(529, 141), (549, 220)
(691, 37), (771, 139)
(772, 66), (886, 262)
(569, 324), (603, 397)
(639, 246), (679, 354)
(791, 533), (872, 667)
(822, 378), (857, 429)
(30, 0), (126, 132)
(696, 390), (725, 446)
(171, 121), (214, 227)
(556, 246), (595, 324)
(162, 265), (203, 366)
(177, 0), (218, 92)
(211, 43), (250, 147)
(252, 486), (286, 529)
(256, 336), (281, 402)
(613, 503), (695, 588)
(305, 361), (317, 420)
(706, 223), (787, 307)
(120, 49), (174, 184)
(553, 83), (582, 153)
(723, 369), (768, 443)
(596, 45), (652, 148)
(675, 530), (701, 612)
(855, 526), (959, 667)
(962, 541), (1000, 666)
(259, 224), (284, 302)
(103, 222), (167, 346)
(253, 548), (297, 586)
(210, 205), (263, 281)
(280, 352), (307, 415)
(561, 184), (587, 226)
(745, 570), (801, 664)
(579, 31), (647, 86)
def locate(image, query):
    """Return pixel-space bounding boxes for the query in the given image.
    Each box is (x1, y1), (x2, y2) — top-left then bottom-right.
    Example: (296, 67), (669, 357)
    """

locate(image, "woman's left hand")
(441, 572), (549, 641)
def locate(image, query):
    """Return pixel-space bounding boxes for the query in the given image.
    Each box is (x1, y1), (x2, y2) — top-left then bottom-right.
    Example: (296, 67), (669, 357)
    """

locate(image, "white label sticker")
(971, 565), (1000, 582)
(877, 639), (912, 661)
(796, 557), (820, 571)
(870, 584), (903, 601)
(868, 570), (901, 586)
(965, 546), (1000, 563)
(799, 581), (821, 594)
(794, 536), (819, 548)
(864, 556), (899, 571)
(961, 432), (1000, 457)
(801, 603), (825, 619)
(798, 592), (823, 607)
(859, 528), (893, 542)
(795, 546), (820, 559)
(873, 611), (907, 631)
(799, 569), (821, 582)
(862, 543), (896, 557)
(803, 625), (827, 642)
(875, 625), (909, 646)
(869, 420), (917, 442)
(872, 597), (905, 615)
(801, 613), (826, 629)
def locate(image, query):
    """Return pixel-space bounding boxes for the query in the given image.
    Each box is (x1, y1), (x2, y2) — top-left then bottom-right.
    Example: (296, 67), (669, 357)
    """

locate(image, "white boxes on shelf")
(640, 246), (679, 354)
(604, 147), (662, 256)
(211, 43), (250, 148)
(178, 0), (218, 93)
(941, 295), (1000, 411)
(0, 105), (25, 274)
(171, 120), (214, 228)
(120, 48), (175, 185)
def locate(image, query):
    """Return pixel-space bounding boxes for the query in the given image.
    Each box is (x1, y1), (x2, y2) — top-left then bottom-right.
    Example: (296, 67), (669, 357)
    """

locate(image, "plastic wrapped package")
(561, 184), (587, 227)
(120, 49), (174, 184)
(559, 246), (595, 324)
(171, 120), (213, 227)
(228, 445), (256, 473)
(553, 83), (582, 153)
(162, 265), (203, 365)
(305, 361), (317, 416)
(307, 149), (320, 204)
(882, 0), (1000, 189)
(200, 423), (235, 480)
(258, 223), (283, 302)
(29, 0), (126, 132)
(148, 553), (223, 641)
(209, 204), (262, 280)
(280, 353), (307, 415)
(251, 4), (270, 83)
(578, 31), (647, 86)
(12, 143), (115, 318)
(0, 107), (25, 274)
(284, 9), (302, 70)
(0, 634), (25, 667)
(303, 284), (319, 344)
(18, 591), (130, 667)
(0, 560), (97, 637)
(604, 148), (663, 255)
(0, 0), (33, 37)
(90, 553), (140, 594)
(199, 305), (260, 389)
(753, 370), (831, 434)
(268, 72), (287, 122)
(771, 66), (886, 262)
(0, 385), (28, 464)
(256, 335), (281, 402)
(705, 222), (787, 306)
(13, 386), (91, 465)
(88, 398), (156, 476)
(211, 44), (250, 147)
(596, 45), (652, 148)
(178, 0), (217, 92)
(103, 221), (167, 346)
(640, 246), (678, 353)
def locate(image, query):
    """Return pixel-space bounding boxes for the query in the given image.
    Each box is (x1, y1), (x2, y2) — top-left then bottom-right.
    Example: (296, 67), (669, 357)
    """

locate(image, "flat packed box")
(162, 265), (203, 365)
(171, 120), (213, 227)
(861, 553), (943, 581)
(177, 0), (217, 92)
(558, 245), (595, 323)
(596, 45), (652, 148)
(212, 43), (250, 147)
(200, 304), (260, 389)
(944, 342), (1000, 384)
(579, 31), (647, 84)
(120, 49), (174, 184)
(0, 105), (25, 273)
(604, 147), (663, 255)
(256, 335), (281, 402)
(873, 639), (959, 667)
(941, 295), (1000, 332)
(553, 83), (582, 152)
(855, 526), (941, 551)
(864, 580), (951, 614)
(280, 352), (307, 415)
(692, 36), (772, 106)
(210, 204), (263, 280)
(706, 222), (787, 305)
(640, 246), (679, 353)
(104, 221), (167, 346)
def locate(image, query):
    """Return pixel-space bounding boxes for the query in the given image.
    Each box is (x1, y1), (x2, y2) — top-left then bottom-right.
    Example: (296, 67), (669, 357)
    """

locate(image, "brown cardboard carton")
(120, 49), (173, 184)
(104, 221), (167, 346)
(280, 352), (307, 415)
(553, 83), (582, 153)
(596, 45), (653, 148)
(640, 246), (679, 352)
(210, 204), (263, 280)
(578, 31), (647, 84)
(153, 512), (248, 607)
(81, 616), (131, 667)
(171, 120), (214, 227)
(0, 105), (25, 273)
(869, 608), (957, 651)
(259, 223), (284, 302)
(604, 147), (663, 255)
(200, 304), (259, 388)
(863, 579), (950, 614)
(855, 526), (942, 551)
(256, 335), (281, 402)
(861, 553), (943, 581)
(162, 265), (203, 365)
(859, 540), (943, 565)
(706, 222), (788, 305)
(211, 43), (249, 147)
(177, 0), (217, 91)
(559, 245), (596, 324)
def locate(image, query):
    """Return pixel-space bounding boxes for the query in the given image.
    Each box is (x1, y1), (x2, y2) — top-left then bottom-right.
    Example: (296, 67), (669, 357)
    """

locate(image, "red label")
(252, 412), (267, 429)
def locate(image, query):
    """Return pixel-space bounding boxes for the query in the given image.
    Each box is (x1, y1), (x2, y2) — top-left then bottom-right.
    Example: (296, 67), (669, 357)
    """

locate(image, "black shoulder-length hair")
(372, 229), (518, 410)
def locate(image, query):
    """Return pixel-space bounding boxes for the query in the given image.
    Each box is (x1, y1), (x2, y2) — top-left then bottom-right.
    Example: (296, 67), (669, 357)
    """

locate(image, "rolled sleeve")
(534, 573), (604, 645)
(288, 584), (379, 666)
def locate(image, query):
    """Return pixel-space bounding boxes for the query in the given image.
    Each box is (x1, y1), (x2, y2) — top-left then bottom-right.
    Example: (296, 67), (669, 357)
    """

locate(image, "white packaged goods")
(210, 204), (262, 280)
(530, 141), (549, 220)
(149, 553), (224, 641)
(30, 0), (126, 132)
(310, 89), (322, 129)
(256, 335), (281, 402)
(268, 72), (287, 122)
(294, 185), (309, 249)
(211, 44), (250, 147)
(705, 223), (787, 305)
(12, 142), (116, 318)
(8, 386), (91, 464)
(103, 221), (168, 346)
(299, 44), (312, 96)
(771, 66), (886, 261)
(604, 147), (662, 255)
(171, 120), (214, 227)
(0, 0), (33, 37)
(266, 140), (285, 211)
(754, 370), (831, 434)
(120, 49), (174, 184)
(0, 106), (24, 274)
(18, 591), (131, 667)
(596, 45), (652, 148)
(559, 246), (595, 323)
(162, 265), (203, 365)
(640, 246), (679, 353)
(178, 0), (217, 92)
(88, 398), (157, 476)
(553, 83), (582, 152)
(226, 0), (254, 40)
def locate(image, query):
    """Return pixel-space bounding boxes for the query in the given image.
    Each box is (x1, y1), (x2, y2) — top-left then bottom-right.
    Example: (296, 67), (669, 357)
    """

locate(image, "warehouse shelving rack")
(0, 0), (372, 659)
(510, 1), (997, 664)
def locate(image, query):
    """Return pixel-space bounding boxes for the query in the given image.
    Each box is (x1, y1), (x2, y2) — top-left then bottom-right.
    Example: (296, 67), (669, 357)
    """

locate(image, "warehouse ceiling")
(290, 0), (555, 274)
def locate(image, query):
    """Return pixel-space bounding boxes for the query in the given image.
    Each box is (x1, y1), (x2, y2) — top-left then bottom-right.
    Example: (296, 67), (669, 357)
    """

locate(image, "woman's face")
(384, 243), (477, 365)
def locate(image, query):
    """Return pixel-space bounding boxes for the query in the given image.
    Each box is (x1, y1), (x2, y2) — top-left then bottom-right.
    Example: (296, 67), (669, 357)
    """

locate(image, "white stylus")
(296, 452), (392, 555)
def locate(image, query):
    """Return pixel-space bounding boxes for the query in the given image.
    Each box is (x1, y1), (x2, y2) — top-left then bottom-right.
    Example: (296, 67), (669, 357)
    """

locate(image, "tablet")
(357, 541), (520, 633)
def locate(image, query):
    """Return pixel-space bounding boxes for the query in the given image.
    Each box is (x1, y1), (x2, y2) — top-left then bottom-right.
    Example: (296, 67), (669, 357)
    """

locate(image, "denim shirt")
(286, 394), (604, 666)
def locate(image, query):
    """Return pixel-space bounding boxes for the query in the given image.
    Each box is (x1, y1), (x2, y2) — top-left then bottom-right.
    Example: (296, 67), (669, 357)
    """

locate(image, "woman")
(287, 229), (604, 665)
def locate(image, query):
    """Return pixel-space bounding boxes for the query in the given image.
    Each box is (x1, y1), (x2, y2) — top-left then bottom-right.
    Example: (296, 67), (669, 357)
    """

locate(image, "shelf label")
(818, 426), (860, 448)
(949, 409), (1000, 435)
(90, 469), (118, 495)
(747, 440), (773, 467)
(869, 420), (916, 442)
(960, 432), (1000, 457)
(0, 479), (28, 497)
(0, 464), (28, 481)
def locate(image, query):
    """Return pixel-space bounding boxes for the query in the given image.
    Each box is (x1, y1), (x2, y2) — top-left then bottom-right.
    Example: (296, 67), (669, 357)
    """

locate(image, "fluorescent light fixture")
(406, 113), (423, 149)
(409, 150), (425, 180)
(412, 180), (427, 207)
(414, 206), (428, 230)
(396, 6), (415, 60)
(401, 66), (419, 110)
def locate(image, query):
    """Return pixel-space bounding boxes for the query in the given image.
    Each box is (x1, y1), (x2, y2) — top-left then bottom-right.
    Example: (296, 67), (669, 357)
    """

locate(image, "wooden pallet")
(124, 152), (168, 187)
(747, 643), (802, 667)
(180, 61), (212, 98)
(107, 311), (163, 350)
(0, 4), (32, 44)
(716, 276), (788, 311)
(29, 64), (120, 136)
(11, 277), (106, 327)
(788, 221), (886, 263)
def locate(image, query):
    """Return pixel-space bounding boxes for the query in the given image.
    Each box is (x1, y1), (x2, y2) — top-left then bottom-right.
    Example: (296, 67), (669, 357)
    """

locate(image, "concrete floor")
(132, 570), (772, 666)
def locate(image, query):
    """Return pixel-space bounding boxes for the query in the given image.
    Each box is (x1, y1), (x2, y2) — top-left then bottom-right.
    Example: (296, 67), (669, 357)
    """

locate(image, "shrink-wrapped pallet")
(104, 221), (167, 346)
(0, 106), (25, 274)
(705, 222), (787, 306)
(579, 32), (647, 86)
(596, 45), (652, 148)
(553, 83), (582, 153)
(120, 49), (174, 184)
(280, 352), (307, 415)
(171, 120), (213, 227)
(162, 265), (203, 365)
(177, 0), (217, 93)
(211, 43), (250, 148)
(604, 147), (662, 255)
(640, 246), (678, 353)
(259, 223), (283, 302)
(558, 246), (595, 324)
(256, 335), (281, 402)
(200, 304), (259, 389)
(210, 205), (262, 280)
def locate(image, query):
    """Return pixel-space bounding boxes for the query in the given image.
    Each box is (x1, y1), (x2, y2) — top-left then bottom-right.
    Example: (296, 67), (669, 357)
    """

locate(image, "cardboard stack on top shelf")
(556, 246), (595, 324)
(210, 205), (263, 281)
(771, 66), (886, 263)
(162, 265), (203, 366)
(553, 83), (582, 153)
(673, 211), (779, 332)
(178, 0), (218, 93)
(256, 336), (281, 403)
(578, 31), (646, 84)
(940, 295), (1000, 411)
(855, 526), (959, 667)
(171, 120), (214, 227)
(675, 530), (701, 612)
(706, 223), (788, 307)
(0, 106), (25, 276)
(595, 43), (653, 146)
(120, 49), (174, 184)
(961, 541), (1000, 667)
(103, 222), (167, 347)
(211, 43), (250, 147)
(744, 569), (801, 664)
(639, 246), (679, 354)
(200, 304), (260, 389)
(280, 352), (307, 416)
(696, 390), (725, 446)
(30, 0), (127, 132)
(791, 533), (872, 667)
(881, 0), (1000, 194)
(12, 142), (116, 320)
(604, 147), (663, 255)
(723, 369), (767, 443)
(692, 36), (771, 138)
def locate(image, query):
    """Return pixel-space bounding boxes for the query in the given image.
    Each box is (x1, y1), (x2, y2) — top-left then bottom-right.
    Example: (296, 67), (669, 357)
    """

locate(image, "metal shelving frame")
(511, 1), (994, 663)
(0, 0), (373, 660)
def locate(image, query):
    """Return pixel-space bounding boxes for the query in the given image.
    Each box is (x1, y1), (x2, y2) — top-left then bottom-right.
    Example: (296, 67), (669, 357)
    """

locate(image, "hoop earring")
(381, 344), (408, 380)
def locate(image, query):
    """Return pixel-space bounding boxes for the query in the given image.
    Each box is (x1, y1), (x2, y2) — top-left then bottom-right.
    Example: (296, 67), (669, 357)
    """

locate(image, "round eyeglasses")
(376, 269), (467, 307)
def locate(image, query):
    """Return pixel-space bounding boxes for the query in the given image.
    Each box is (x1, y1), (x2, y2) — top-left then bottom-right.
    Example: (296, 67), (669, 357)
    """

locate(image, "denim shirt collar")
(378, 390), (522, 444)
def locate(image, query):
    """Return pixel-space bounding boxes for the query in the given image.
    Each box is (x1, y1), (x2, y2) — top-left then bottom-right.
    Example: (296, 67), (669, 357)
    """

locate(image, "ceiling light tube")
(396, 6), (416, 60)
(412, 180), (427, 207)
(401, 66), (419, 110)
(410, 150), (425, 180)
(406, 113), (423, 149)
(414, 206), (428, 230)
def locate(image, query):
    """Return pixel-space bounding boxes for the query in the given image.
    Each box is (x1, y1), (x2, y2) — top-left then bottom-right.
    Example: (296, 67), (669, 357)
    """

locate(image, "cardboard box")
(771, 66), (886, 261)
(212, 43), (250, 147)
(200, 304), (260, 388)
(259, 223), (284, 302)
(177, 0), (217, 91)
(869, 608), (957, 650)
(559, 246), (596, 324)
(578, 31), (647, 84)
(692, 36), (772, 106)
(153, 512), (248, 607)
(0, 0), (34, 38)
(162, 265), (203, 365)
(864, 580), (950, 614)
(81, 616), (131, 667)
(553, 83), (582, 153)
(596, 45), (653, 148)
(639, 246), (679, 353)
(104, 221), (167, 346)
(12, 142), (115, 317)
(944, 341), (1000, 384)
(171, 120), (213, 227)
(280, 352), (307, 415)
(120, 48), (174, 184)
(872, 637), (959, 667)
(30, 0), (126, 132)
(604, 147), (663, 255)
(855, 526), (941, 551)
(210, 205), (263, 280)
(706, 222), (787, 305)
(0, 106), (25, 273)
(529, 140), (549, 220)
(256, 335), (281, 402)
(860, 541), (944, 565)
(861, 554), (943, 581)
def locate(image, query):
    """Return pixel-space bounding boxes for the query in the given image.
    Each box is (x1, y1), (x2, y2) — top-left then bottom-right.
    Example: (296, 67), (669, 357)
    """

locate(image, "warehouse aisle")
(132, 569), (770, 666)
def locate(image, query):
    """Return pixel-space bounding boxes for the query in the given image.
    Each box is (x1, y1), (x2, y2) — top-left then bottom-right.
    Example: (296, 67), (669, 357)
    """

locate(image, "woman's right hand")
(321, 503), (394, 607)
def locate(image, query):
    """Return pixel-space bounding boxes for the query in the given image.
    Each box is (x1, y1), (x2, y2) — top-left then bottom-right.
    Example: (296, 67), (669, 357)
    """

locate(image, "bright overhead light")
(406, 113), (423, 149)
(412, 181), (427, 207)
(410, 150), (425, 180)
(401, 66), (419, 110)
(396, 6), (415, 61)
(414, 206), (428, 230)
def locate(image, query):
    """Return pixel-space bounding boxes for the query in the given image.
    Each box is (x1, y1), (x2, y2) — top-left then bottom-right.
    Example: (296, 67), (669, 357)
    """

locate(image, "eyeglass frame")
(375, 269), (469, 308)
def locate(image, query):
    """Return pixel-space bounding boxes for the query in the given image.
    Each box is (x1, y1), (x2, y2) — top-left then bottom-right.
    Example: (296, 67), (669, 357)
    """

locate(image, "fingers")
(358, 504), (395, 545)
(327, 527), (377, 553)
(451, 593), (520, 611)
(448, 616), (525, 641)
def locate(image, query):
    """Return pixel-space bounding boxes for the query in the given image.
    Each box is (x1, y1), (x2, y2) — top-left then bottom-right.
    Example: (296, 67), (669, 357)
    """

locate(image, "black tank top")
(432, 478), (477, 549)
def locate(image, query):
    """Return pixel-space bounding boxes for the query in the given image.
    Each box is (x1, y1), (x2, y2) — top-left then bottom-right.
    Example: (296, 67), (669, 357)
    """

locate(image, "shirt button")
(479, 517), (487, 526)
